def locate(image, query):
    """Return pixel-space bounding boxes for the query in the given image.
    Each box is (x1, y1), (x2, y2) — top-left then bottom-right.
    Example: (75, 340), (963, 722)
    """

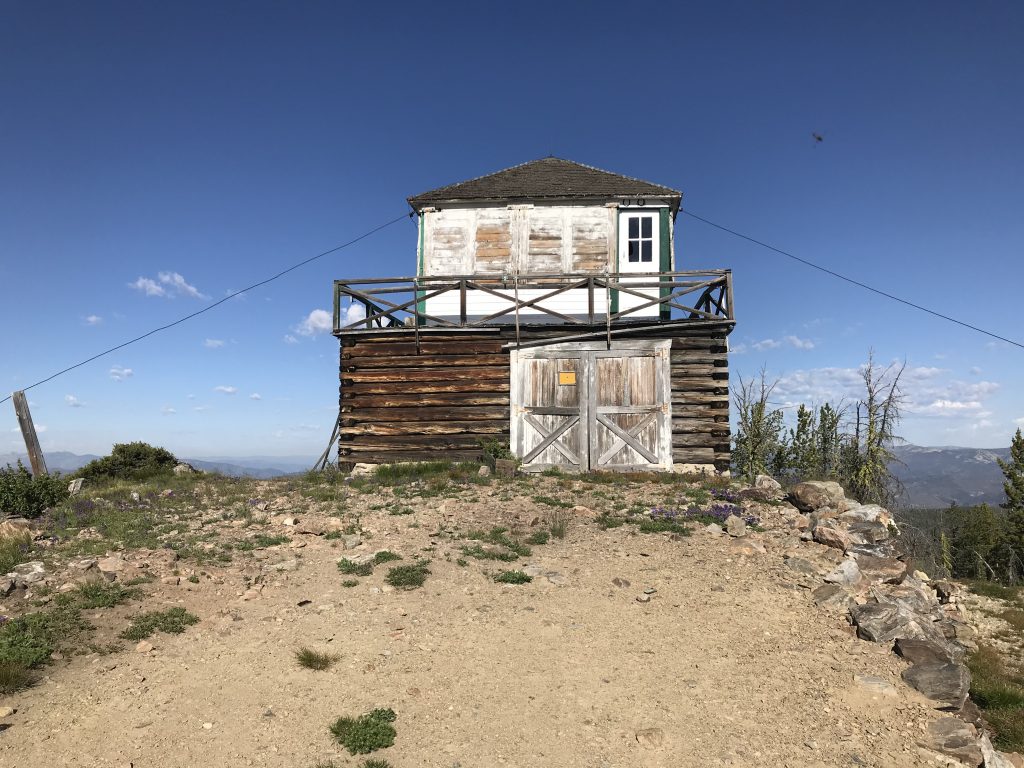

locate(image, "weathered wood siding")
(338, 327), (731, 471)
(422, 204), (616, 276)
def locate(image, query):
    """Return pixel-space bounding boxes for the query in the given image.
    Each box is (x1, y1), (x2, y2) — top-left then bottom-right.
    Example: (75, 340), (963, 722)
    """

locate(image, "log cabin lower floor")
(336, 321), (732, 473)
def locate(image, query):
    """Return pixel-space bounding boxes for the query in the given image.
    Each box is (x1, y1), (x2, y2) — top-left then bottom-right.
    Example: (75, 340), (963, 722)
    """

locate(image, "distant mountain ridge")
(891, 444), (1010, 509)
(1, 445), (1010, 507)
(0, 451), (311, 479)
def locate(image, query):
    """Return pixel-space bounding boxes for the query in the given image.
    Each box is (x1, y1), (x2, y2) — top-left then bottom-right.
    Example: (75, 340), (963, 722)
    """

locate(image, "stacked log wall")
(670, 334), (731, 471)
(339, 326), (731, 471)
(339, 334), (510, 464)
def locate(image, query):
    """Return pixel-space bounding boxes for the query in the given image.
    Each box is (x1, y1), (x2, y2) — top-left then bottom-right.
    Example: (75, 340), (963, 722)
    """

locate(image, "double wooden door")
(510, 341), (672, 472)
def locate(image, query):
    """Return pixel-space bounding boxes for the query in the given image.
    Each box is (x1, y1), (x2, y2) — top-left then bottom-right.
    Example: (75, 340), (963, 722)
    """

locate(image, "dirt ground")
(1, 473), (964, 767)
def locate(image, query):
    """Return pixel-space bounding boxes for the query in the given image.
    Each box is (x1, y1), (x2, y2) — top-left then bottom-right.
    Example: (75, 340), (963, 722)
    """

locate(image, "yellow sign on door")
(558, 371), (577, 386)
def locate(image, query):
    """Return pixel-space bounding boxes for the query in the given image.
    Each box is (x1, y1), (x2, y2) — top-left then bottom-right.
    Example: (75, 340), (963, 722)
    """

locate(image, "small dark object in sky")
(812, 132), (824, 143)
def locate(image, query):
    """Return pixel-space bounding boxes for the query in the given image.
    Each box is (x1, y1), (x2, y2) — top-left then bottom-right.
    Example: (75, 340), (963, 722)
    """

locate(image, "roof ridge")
(405, 157), (679, 208)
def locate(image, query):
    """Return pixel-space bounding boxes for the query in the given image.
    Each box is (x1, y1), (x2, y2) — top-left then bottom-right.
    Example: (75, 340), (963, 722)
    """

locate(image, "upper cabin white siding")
(419, 203), (636, 276)
(418, 202), (674, 321)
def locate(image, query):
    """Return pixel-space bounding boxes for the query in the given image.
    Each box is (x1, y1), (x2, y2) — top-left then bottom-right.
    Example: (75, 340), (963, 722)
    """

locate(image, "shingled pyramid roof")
(407, 157), (681, 211)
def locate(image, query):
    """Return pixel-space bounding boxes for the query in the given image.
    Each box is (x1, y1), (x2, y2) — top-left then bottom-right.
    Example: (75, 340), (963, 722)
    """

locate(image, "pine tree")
(732, 369), (784, 483)
(787, 404), (821, 480)
(817, 403), (843, 480)
(998, 428), (1024, 556)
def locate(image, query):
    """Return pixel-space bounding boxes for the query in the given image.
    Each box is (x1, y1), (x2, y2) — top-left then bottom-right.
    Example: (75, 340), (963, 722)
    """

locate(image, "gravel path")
(1, 481), (954, 767)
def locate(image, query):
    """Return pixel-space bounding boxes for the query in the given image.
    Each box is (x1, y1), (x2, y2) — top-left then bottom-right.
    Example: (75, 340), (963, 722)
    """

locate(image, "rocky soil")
(1, 469), (1021, 767)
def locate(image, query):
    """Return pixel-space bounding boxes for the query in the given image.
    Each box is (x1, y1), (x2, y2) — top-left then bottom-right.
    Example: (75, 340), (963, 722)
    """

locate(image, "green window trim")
(659, 208), (670, 320)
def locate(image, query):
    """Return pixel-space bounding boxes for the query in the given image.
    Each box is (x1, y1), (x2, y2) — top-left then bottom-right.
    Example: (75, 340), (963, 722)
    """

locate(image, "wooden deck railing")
(333, 270), (733, 333)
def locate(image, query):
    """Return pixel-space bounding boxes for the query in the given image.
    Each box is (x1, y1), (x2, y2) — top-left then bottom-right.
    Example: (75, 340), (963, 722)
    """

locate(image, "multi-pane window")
(626, 215), (654, 263)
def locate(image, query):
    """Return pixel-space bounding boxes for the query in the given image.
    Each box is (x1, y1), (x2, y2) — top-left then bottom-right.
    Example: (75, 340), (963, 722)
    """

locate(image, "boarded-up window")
(474, 210), (512, 274)
(425, 210), (472, 275)
(526, 212), (563, 273)
(571, 210), (610, 271)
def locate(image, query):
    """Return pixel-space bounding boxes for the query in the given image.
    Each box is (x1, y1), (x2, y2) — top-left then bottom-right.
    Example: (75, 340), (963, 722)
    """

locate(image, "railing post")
(587, 276), (594, 324)
(333, 282), (340, 332)
(460, 279), (467, 326)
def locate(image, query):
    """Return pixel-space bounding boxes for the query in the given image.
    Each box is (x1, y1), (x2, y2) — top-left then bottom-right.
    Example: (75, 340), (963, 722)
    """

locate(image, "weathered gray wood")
(12, 391), (47, 476)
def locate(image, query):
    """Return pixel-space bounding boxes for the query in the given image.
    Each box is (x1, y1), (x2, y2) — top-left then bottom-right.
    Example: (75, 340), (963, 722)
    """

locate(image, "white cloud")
(970, 366), (982, 376)
(131, 272), (208, 300)
(773, 363), (1003, 426)
(11, 424), (47, 434)
(729, 342), (748, 355)
(339, 303), (366, 327)
(130, 277), (166, 297)
(187, 393), (196, 400)
(213, 385), (237, 395)
(194, 405), (211, 412)
(204, 339), (225, 349)
(295, 308), (333, 337)
(161, 406), (177, 416)
(249, 393), (262, 400)
(158, 271), (209, 300)
(918, 399), (983, 414)
(65, 395), (84, 408)
(110, 365), (133, 381)
(283, 334), (299, 345)
(84, 315), (102, 326)
(784, 335), (815, 350)
(752, 338), (781, 351)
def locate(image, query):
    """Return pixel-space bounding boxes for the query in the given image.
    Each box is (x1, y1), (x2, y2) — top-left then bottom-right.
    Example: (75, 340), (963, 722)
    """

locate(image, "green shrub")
(77, 442), (179, 482)
(372, 551), (402, 565)
(525, 530), (550, 545)
(494, 570), (532, 584)
(0, 461), (69, 518)
(295, 647), (338, 670)
(338, 558), (373, 576)
(329, 708), (397, 754)
(385, 562), (430, 590)
(0, 605), (91, 668)
(120, 607), (199, 641)
(480, 438), (515, 467)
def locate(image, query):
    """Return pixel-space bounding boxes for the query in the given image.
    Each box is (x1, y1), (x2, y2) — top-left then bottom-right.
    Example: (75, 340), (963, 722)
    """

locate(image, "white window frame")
(617, 210), (659, 273)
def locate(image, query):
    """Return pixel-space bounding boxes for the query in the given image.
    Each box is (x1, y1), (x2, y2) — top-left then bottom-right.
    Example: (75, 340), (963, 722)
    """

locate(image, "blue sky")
(2, 1), (1023, 459)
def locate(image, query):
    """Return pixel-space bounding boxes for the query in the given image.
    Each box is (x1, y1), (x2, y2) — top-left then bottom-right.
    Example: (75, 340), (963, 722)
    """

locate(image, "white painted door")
(617, 210), (660, 317)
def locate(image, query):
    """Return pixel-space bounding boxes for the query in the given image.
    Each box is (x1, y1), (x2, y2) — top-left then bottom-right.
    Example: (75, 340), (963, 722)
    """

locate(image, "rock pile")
(772, 479), (1013, 767)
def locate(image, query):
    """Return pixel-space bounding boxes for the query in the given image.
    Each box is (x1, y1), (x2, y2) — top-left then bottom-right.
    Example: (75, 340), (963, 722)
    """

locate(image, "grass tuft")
(967, 644), (1024, 751)
(329, 708), (397, 754)
(372, 551), (402, 565)
(120, 607), (199, 641)
(295, 646), (338, 671)
(547, 509), (571, 539)
(460, 527), (531, 562)
(65, 581), (141, 609)
(0, 532), (33, 575)
(0, 660), (35, 694)
(385, 562), (430, 590)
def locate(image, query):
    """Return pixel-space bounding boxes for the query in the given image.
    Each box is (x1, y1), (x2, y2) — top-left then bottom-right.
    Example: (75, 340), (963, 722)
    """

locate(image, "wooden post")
(12, 390), (48, 476)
